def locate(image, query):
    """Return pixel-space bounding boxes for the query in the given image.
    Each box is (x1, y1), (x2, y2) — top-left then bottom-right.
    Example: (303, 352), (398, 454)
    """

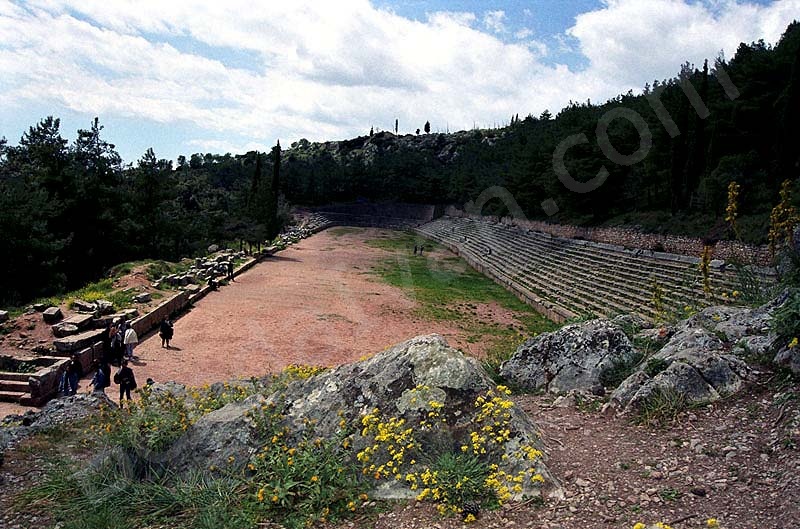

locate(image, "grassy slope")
(363, 230), (557, 365)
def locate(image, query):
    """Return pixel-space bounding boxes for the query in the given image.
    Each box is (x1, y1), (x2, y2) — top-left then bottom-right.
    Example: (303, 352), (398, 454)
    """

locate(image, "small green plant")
(771, 289), (800, 347)
(600, 351), (644, 389)
(651, 277), (666, 322)
(658, 487), (682, 501)
(644, 358), (669, 378)
(634, 387), (687, 427)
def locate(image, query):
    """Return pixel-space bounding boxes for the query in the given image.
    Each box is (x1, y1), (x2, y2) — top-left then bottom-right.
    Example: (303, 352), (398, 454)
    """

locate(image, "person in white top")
(123, 326), (138, 360)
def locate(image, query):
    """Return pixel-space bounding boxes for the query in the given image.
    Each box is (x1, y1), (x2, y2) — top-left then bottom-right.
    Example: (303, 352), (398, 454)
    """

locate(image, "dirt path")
(123, 228), (499, 389)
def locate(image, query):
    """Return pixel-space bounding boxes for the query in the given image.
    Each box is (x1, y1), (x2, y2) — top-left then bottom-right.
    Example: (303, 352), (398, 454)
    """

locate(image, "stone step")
(458, 225), (737, 306)
(62, 313), (95, 330)
(419, 219), (753, 322)
(53, 328), (104, 354)
(0, 379), (29, 392)
(0, 390), (26, 403)
(0, 372), (32, 382)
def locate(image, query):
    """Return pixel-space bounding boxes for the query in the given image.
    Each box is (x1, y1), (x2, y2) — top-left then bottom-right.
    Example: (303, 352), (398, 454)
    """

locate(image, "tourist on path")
(227, 261), (235, 281)
(114, 360), (137, 408)
(159, 317), (174, 348)
(109, 323), (124, 366)
(61, 353), (82, 396)
(89, 359), (111, 395)
(123, 325), (138, 360)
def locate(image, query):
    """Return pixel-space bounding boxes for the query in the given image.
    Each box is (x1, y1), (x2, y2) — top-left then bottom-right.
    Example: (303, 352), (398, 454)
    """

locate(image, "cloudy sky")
(0, 0), (798, 163)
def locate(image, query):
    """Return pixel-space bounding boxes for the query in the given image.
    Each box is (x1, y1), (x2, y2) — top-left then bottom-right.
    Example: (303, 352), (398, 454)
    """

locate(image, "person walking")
(109, 323), (124, 366)
(159, 317), (174, 348)
(227, 260), (235, 281)
(89, 359), (111, 395)
(63, 353), (82, 396)
(114, 360), (137, 408)
(123, 325), (138, 360)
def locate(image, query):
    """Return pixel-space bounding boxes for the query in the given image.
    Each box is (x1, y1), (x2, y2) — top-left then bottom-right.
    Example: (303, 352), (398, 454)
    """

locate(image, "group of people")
(61, 316), (175, 408)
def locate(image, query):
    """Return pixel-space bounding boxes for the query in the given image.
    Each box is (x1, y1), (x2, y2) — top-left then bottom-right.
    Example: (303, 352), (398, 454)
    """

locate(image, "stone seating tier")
(415, 217), (775, 322)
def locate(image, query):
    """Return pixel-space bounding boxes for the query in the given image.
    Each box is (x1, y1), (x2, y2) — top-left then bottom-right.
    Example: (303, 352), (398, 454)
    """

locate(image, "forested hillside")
(1, 22), (798, 306)
(280, 21), (800, 235)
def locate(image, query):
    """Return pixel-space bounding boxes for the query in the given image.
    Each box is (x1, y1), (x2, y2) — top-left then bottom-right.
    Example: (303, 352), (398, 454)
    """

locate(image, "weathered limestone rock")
(42, 307), (63, 324)
(0, 310), (8, 323)
(72, 299), (96, 313)
(62, 313), (94, 330)
(51, 323), (79, 338)
(207, 244), (219, 253)
(774, 346), (800, 375)
(144, 335), (561, 500)
(93, 309), (138, 329)
(133, 293), (152, 303)
(32, 303), (47, 312)
(610, 305), (769, 414)
(95, 300), (115, 315)
(500, 319), (637, 393)
(53, 329), (104, 354)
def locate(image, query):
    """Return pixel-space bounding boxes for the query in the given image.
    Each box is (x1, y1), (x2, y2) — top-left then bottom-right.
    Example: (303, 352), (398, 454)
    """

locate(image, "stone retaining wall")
(445, 206), (773, 266)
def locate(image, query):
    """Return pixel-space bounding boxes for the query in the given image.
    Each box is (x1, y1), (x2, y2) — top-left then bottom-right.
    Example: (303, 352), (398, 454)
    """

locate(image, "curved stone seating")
(416, 217), (776, 323)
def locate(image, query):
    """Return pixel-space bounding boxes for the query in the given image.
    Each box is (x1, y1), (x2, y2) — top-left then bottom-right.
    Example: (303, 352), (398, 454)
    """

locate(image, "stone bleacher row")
(415, 216), (776, 322)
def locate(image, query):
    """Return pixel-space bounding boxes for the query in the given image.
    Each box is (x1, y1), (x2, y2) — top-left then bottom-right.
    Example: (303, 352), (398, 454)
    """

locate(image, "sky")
(0, 0), (798, 164)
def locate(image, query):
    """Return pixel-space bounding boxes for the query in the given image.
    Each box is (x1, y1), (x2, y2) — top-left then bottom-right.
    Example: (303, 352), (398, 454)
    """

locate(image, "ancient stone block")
(42, 307), (63, 324)
(53, 329), (104, 354)
(51, 323), (79, 338)
(95, 300), (115, 315)
(62, 313), (94, 330)
(0, 310), (8, 323)
(72, 299), (96, 313)
(133, 293), (152, 303)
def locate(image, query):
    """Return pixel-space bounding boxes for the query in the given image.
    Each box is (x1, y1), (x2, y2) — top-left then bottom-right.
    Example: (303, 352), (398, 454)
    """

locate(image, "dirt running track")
(125, 228), (499, 389)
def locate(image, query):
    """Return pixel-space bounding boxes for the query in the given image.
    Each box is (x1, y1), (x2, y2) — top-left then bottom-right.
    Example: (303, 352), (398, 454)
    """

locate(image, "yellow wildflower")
(707, 519), (719, 528)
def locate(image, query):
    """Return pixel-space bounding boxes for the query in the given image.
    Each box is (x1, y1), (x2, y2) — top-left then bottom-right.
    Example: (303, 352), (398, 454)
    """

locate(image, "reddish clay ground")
(119, 228), (509, 390)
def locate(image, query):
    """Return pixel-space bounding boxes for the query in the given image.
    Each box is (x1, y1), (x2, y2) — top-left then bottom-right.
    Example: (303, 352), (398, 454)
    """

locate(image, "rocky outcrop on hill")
(611, 298), (784, 414)
(0, 393), (114, 451)
(499, 319), (638, 394)
(142, 335), (561, 500)
(287, 129), (506, 168)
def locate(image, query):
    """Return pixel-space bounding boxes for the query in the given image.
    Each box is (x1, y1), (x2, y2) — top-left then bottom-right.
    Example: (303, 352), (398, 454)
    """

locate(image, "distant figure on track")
(227, 261), (235, 281)
(159, 317), (174, 348)
(123, 325), (138, 360)
(114, 360), (137, 408)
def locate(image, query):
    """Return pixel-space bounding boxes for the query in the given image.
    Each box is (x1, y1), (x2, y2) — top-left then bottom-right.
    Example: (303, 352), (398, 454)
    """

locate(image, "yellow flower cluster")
(632, 523), (673, 529)
(700, 244), (713, 295)
(725, 181), (740, 238)
(357, 408), (416, 480)
(356, 385), (545, 516)
(769, 179), (799, 257)
(283, 364), (328, 380)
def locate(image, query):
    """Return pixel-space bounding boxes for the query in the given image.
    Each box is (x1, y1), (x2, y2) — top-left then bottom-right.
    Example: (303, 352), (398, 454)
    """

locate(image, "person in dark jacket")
(159, 318), (174, 348)
(109, 323), (124, 366)
(64, 353), (82, 396)
(89, 359), (111, 395)
(114, 360), (137, 408)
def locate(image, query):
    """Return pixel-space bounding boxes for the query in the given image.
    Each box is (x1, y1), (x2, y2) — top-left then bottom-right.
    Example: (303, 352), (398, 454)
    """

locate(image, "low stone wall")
(444, 206), (773, 266)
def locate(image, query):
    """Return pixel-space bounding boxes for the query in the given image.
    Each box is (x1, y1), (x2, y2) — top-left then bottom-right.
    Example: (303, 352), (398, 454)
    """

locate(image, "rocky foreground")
(0, 293), (798, 528)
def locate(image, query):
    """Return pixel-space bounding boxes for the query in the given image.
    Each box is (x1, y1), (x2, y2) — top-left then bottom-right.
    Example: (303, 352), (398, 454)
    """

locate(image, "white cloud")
(515, 27), (534, 40)
(483, 10), (506, 33)
(568, 0), (800, 87)
(0, 0), (798, 161)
